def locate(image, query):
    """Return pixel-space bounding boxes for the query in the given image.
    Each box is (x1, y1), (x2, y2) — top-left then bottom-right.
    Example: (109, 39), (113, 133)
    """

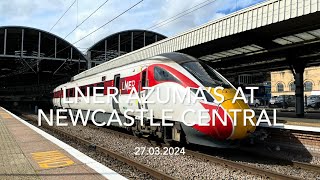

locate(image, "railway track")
(21, 113), (320, 180)
(20, 114), (175, 180)
(185, 150), (300, 180)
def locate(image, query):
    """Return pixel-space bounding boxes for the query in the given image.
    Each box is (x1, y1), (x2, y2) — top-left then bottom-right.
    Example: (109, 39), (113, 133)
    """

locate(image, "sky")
(0, 0), (265, 51)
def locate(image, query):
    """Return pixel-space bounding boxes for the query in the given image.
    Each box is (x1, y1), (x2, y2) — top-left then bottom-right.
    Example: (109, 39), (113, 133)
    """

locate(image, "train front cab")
(146, 59), (256, 147)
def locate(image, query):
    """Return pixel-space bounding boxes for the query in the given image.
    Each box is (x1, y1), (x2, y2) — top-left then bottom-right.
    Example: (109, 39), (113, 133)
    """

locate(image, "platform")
(0, 107), (127, 180)
(258, 115), (320, 132)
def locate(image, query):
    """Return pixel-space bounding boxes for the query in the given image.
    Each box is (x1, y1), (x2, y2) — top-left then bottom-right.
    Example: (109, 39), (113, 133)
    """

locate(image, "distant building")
(271, 66), (320, 96)
(236, 72), (270, 86)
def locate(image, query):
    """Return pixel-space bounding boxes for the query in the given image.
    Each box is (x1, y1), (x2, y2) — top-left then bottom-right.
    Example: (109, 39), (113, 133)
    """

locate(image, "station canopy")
(0, 26), (87, 94)
(0, 27), (166, 102)
(87, 30), (166, 67)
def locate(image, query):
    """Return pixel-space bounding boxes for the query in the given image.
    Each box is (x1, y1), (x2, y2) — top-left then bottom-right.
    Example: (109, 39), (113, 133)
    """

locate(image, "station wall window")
(277, 83), (284, 92)
(304, 81), (313, 92)
(289, 82), (295, 91)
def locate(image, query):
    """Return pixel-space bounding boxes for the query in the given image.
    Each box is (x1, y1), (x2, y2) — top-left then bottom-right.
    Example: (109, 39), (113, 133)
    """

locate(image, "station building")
(271, 66), (320, 96)
(0, 27), (166, 108)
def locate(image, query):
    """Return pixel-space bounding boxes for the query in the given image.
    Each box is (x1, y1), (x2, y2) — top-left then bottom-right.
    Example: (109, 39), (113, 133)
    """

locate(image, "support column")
(104, 39), (107, 61)
(291, 60), (305, 118)
(70, 47), (73, 60)
(3, 29), (7, 55)
(294, 68), (304, 117)
(118, 34), (121, 56)
(38, 32), (41, 58)
(37, 32), (41, 85)
(21, 29), (24, 55)
(143, 31), (146, 47)
(78, 58), (80, 73)
(131, 32), (134, 52)
(54, 38), (57, 58)
(87, 51), (92, 69)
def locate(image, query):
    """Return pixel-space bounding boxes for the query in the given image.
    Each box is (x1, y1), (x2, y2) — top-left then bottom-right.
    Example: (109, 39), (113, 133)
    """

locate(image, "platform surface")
(252, 108), (320, 132)
(258, 115), (320, 132)
(0, 107), (126, 180)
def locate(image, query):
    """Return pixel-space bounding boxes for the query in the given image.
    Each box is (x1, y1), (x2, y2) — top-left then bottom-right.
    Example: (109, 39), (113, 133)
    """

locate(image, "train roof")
(72, 52), (198, 81)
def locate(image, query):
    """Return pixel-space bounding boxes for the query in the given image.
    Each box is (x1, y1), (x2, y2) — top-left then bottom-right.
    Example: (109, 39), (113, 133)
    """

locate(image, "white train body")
(53, 53), (256, 147)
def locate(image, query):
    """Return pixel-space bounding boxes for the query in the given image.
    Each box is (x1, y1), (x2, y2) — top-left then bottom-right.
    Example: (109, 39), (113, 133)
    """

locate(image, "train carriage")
(53, 52), (256, 148)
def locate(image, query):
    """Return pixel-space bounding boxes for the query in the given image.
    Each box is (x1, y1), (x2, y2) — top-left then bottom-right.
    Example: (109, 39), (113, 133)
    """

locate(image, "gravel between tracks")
(28, 115), (266, 179)
(25, 118), (153, 180)
(28, 114), (320, 179)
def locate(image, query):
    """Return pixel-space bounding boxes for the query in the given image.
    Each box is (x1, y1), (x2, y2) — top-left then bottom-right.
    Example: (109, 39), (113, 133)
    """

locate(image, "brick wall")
(271, 66), (320, 97)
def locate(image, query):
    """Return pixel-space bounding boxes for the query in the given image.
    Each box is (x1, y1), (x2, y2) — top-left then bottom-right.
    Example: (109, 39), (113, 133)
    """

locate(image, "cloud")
(0, 0), (264, 50)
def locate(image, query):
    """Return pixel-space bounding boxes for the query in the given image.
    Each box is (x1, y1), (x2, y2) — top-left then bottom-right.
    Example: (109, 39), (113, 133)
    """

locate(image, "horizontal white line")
(1, 107), (127, 180)
(259, 123), (320, 133)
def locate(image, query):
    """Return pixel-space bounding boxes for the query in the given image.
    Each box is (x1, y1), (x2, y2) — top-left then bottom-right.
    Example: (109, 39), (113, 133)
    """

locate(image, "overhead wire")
(47, 0), (111, 56)
(50, 0), (219, 64)
(50, 0), (76, 32)
(101, 0), (219, 53)
(47, 0), (144, 58)
(72, 0), (144, 45)
(64, 0), (111, 39)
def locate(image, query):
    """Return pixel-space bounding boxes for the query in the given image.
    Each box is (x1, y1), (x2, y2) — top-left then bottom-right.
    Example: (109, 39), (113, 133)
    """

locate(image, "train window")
(141, 71), (147, 87)
(190, 88), (215, 103)
(70, 88), (74, 97)
(80, 86), (86, 96)
(96, 83), (104, 94)
(89, 85), (94, 96)
(182, 62), (231, 88)
(67, 89), (70, 97)
(154, 67), (179, 82)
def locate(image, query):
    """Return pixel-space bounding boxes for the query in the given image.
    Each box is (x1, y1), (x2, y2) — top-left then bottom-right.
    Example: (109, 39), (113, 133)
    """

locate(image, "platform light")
(295, 32), (316, 41)
(234, 47), (251, 53)
(227, 49), (243, 55)
(199, 57), (211, 61)
(308, 29), (320, 38)
(213, 52), (228, 58)
(250, 44), (264, 50)
(282, 35), (304, 43)
(205, 54), (220, 59)
(211, 55), (223, 60)
(199, 44), (264, 62)
(273, 38), (292, 45)
(242, 45), (261, 51)
(219, 51), (235, 56)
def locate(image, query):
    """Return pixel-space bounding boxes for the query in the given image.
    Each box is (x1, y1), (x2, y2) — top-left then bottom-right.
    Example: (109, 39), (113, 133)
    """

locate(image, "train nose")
(220, 99), (256, 140)
(193, 102), (234, 140)
(208, 88), (256, 140)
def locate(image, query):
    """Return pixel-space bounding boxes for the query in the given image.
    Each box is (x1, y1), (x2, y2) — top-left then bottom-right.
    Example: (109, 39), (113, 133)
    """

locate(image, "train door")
(113, 74), (121, 113)
(139, 66), (148, 110)
(59, 88), (63, 107)
(67, 87), (72, 109)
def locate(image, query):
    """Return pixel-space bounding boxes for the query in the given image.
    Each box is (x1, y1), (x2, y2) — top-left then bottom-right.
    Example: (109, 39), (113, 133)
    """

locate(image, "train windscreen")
(181, 62), (232, 88)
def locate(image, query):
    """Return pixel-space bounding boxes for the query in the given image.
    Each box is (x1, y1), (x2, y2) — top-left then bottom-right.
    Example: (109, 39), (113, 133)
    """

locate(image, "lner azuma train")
(53, 52), (256, 148)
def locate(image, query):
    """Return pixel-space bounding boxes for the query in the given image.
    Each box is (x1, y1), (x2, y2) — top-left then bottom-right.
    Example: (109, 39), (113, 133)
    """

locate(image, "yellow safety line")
(31, 150), (74, 169)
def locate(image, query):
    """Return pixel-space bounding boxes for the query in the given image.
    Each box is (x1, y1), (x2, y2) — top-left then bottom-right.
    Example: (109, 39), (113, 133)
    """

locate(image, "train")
(52, 52), (256, 148)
